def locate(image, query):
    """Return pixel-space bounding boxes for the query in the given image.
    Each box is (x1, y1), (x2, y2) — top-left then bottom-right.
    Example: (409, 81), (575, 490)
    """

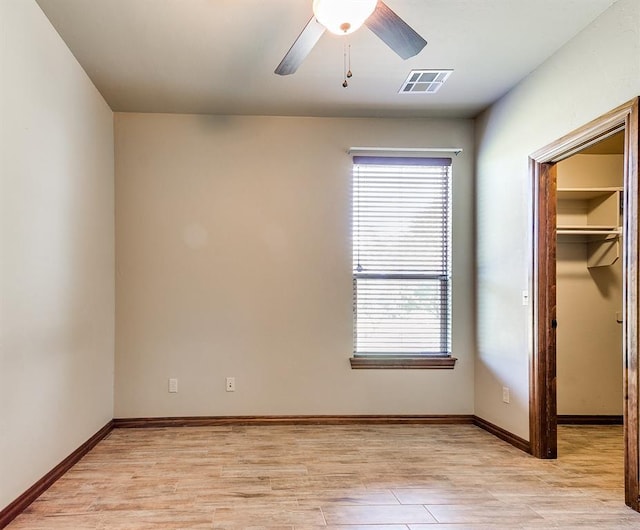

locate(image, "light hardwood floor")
(6, 424), (640, 529)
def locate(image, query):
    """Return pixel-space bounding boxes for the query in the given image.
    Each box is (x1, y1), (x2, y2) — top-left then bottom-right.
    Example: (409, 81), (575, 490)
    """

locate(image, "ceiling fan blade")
(365, 1), (427, 60)
(275, 16), (326, 75)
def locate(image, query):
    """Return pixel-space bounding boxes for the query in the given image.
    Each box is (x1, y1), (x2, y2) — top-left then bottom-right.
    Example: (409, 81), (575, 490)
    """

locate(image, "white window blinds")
(352, 156), (452, 357)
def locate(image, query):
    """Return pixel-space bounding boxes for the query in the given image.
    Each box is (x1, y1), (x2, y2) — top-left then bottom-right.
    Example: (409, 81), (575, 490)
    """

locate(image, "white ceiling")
(35, 0), (617, 119)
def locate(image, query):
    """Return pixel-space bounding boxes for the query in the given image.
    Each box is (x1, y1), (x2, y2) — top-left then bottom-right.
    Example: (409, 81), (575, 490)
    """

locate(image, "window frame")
(349, 155), (457, 370)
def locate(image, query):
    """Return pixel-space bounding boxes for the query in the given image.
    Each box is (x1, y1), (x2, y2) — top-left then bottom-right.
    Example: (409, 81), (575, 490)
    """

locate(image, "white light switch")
(168, 378), (178, 393)
(522, 290), (529, 306)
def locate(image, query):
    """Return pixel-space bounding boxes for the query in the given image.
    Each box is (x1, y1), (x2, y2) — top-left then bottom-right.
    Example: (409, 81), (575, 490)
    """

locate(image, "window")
(350, 156), (455, 369)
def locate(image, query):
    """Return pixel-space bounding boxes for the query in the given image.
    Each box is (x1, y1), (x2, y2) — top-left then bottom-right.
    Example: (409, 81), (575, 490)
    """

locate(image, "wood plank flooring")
(6, 424), (640, 529)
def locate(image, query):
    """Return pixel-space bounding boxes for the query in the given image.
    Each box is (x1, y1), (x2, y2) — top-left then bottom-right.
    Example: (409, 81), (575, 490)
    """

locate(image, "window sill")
(349, 356), (457, 369)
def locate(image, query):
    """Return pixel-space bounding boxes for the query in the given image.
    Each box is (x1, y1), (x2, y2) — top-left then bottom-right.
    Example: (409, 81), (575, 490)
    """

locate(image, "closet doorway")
(529, 98), (639, 511)
(556, 132), (625, 425)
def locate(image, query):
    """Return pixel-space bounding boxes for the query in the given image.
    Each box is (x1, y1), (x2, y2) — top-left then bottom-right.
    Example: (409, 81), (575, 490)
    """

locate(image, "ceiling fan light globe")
(312, 0), (377, 35)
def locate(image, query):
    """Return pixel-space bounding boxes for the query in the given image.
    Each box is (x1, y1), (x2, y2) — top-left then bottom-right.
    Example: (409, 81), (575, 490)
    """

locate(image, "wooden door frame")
(529, 97), (640, 511)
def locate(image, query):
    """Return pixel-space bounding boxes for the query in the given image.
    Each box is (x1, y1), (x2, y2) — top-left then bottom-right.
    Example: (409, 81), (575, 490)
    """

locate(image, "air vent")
(399, 70), (452, 94)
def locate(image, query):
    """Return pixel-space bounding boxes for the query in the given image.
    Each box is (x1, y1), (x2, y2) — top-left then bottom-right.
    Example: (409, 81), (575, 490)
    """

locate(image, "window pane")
(354, 277), (449, 355)
(353, 165), (449, 274)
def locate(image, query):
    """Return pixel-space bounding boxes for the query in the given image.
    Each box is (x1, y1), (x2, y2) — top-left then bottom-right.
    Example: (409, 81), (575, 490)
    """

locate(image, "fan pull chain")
(342, 40), (353, 88)
(343, 41), (348, 87)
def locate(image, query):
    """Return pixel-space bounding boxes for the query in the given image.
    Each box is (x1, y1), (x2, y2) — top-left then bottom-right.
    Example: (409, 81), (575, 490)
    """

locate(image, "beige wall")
(556, 245), (623, 415)
(556, 155), (623, 416)
(114, 113), (475, 418)
(0, 0), (114, 510)
(556, 154), (624, 188)
(475, 0), (639, 438)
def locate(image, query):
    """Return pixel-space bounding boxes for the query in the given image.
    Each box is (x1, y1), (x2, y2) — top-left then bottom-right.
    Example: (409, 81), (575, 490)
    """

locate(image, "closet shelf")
(557, 187), (622, 200)
(557, 226), (621, 235)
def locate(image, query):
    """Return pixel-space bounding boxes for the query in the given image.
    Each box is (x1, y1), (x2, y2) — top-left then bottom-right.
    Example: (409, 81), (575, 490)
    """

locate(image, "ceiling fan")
(275, 0), (427, 76)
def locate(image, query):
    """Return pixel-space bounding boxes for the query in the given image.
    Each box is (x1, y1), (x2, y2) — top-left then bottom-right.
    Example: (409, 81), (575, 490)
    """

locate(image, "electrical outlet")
(226, 377), (235, 392)
(168, 378), (178, 393)
(502, 386), (510, 404)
